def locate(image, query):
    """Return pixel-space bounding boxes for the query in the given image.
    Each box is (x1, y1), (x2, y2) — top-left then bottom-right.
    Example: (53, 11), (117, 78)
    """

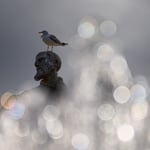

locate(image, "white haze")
(0, 0), (150, 149)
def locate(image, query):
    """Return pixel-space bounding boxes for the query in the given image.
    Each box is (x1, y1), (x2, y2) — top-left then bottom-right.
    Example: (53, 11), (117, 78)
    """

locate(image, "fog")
(0, 0), (150, 149)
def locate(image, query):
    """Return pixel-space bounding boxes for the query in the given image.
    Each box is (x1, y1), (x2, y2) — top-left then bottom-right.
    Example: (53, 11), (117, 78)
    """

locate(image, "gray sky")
(0, 0), (150, 93)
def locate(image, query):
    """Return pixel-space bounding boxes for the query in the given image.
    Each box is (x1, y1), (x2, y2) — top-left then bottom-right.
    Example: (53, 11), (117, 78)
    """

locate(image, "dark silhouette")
(34, 51), (66, 98)
(0, 51), (66, 110)
(0, 51), (68, 149)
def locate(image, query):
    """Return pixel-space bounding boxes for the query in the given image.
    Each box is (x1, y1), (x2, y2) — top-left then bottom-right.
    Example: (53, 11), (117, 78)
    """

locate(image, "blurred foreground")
(0, 17), (150, 150)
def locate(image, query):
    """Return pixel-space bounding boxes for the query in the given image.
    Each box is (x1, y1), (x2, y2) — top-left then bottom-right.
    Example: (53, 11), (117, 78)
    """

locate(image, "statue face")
(34, 53), (55, 81)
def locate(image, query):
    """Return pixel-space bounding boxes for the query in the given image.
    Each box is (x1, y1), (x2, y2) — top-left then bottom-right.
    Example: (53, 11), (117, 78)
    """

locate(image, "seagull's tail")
(61, 42), (68, 46)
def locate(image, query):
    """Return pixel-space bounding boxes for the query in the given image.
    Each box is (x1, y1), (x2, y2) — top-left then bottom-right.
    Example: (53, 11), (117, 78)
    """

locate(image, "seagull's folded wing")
(49, 35), (62, 44)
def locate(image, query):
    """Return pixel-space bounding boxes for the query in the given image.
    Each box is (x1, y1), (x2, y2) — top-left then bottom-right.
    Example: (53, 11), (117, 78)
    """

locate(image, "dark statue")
(0, 51), (68, 149)
(0, 51), (66, 110)
(34, 51), (66, 98)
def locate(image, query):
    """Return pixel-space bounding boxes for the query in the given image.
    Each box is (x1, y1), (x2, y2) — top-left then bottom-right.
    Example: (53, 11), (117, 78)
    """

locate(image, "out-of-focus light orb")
(117, 124), (134, 142)
(8, 103), (25, 120)
(110, 55), (128, 75)
(113, 86), (131, 104)
(46, 119), (63, 139)
(97, 104), (115, 121)
(100, 20), (117, 37)
(131, 84), (147, 101)
(72, 133), (90, 150)
(0, 92), (16, 110)
(131, 101), (149, 120)
(42, 105), (60, 122)
(78, 20), (96, 39)
(97, 44), (115, 62)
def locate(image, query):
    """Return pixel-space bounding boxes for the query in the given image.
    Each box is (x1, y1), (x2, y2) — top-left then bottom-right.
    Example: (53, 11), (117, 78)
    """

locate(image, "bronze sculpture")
(1, 51), (66, 110)
(34, 51), (66, 98)
(0, 50), (67, 149)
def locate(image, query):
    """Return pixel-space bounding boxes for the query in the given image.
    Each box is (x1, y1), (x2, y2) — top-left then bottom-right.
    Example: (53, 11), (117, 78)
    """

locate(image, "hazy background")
(0, 0), (150, 93)
(1, 0), (150, 149)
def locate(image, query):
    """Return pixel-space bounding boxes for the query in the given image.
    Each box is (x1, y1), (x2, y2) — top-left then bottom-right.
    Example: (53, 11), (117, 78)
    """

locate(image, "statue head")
(34, 51), (61, 81)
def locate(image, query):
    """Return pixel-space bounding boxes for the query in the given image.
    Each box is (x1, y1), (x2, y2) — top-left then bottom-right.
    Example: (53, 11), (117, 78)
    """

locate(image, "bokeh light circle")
(42, 105), (60, 122)
(131, 84), (147, 101)
(110, 56), (128, 75)
(113, 86), (131, 104)
(97, 104), (115, 121)
(117, 124), (134, 142)
(8, 103), (26, 120)
(46, 119), (63, 139)
(0, 92), (16, 110)
(100, 20), (117, 37)
(72, 133), (90, 150)
(131, 101), (149, 120)
(97, 44), (114, 62)
(78, 21), (96, 39)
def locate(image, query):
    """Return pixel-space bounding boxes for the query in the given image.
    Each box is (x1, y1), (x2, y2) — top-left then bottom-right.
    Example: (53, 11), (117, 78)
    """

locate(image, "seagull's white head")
(38, 30), (48, 35)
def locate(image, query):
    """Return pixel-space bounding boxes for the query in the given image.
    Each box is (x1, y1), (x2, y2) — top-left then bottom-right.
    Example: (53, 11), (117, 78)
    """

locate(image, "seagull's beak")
(38, 32), (43, 37)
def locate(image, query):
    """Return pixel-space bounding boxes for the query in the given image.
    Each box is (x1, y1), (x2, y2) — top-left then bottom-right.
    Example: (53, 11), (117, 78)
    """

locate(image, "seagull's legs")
(51, 45), (53, 52)
(47, 46), (49, 51)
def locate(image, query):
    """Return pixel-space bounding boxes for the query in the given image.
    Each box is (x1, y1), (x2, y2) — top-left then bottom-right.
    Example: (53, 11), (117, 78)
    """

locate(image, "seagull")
(39, 30), (68, 51)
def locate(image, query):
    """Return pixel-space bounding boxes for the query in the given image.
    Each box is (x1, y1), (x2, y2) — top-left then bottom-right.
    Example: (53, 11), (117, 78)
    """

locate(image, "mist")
(0, 0), (150, 149)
